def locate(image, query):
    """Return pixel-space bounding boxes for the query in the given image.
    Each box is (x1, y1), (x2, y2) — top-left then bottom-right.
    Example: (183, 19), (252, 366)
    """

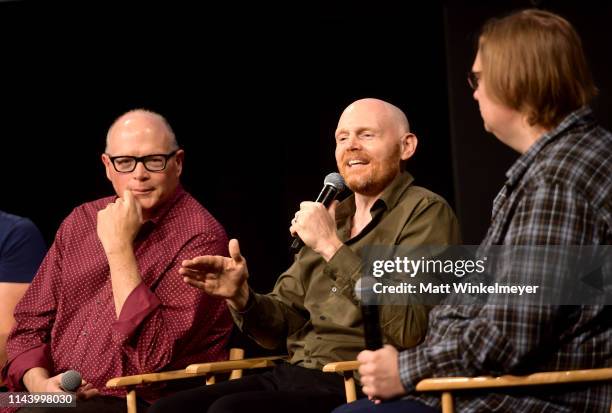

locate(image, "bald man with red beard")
(148, 98), (461, 413)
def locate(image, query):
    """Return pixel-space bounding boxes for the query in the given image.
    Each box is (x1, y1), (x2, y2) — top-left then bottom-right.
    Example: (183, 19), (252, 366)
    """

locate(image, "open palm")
(180, 239), (248, 299)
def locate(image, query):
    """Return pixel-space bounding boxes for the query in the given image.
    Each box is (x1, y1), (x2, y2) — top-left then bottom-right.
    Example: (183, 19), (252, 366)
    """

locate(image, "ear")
(101, 153), (113, 181)
(399, 133), (418, 161)
(174, 149), (185, 178)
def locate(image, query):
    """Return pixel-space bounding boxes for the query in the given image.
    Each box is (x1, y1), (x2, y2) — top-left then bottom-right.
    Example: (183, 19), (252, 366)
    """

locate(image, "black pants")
(148, 363), (348, 413)
(332, 398), (440, 413)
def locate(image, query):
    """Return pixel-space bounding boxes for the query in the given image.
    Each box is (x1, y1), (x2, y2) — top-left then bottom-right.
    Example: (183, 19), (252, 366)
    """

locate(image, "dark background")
(1, 0), (610, 293)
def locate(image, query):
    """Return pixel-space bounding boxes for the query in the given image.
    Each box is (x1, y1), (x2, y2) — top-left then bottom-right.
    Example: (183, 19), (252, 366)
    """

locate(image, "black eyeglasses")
(467, 71), (481, 90)
(107, 150), (179, 173)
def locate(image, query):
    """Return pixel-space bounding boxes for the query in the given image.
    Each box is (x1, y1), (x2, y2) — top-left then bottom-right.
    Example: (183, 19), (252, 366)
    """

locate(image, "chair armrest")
(416, 368), (612, 392)
(106, 353), (285, 389)
(106, 347), (251, 389)
(322, 360), (360, 373)
(322, 360), (361, 403)
(186, 356), (286, 374)
(106, 369), (197, 388)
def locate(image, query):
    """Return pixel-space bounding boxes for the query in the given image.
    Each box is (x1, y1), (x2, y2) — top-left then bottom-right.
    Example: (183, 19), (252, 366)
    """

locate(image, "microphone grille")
(61, 370), (82, 392)
(324, 172), (346, 192)
(354, 276), (378, 304)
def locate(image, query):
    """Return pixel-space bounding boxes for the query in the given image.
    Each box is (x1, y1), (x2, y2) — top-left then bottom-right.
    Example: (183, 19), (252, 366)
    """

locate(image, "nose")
(132, 161), (150, 180)
(346, 134), (362, 150)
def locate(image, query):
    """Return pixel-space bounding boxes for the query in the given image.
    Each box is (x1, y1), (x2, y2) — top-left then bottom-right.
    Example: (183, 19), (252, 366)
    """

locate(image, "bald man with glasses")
(2, 109), (233, 413)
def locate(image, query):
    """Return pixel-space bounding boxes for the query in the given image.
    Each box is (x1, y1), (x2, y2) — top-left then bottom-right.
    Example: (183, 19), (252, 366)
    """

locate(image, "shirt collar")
(336, 171), (415, 228)
(505, 106), (593, 187)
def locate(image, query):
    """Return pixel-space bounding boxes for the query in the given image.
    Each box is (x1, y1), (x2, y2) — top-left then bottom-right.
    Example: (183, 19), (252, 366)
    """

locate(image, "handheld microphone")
(290, 172), (346, 252)
(60, 370), (82, 392)
(355, 276), (383, 350)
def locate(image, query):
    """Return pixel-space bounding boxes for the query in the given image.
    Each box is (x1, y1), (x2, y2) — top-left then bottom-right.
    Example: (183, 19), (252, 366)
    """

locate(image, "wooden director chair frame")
(106, 349), (285, 413)
(323, 361), (612, 413)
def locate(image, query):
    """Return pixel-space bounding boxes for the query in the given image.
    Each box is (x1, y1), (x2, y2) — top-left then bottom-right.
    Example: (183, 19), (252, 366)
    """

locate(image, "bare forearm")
(0, 333), (7, 375)
(22, 367), (50, 392)
(226, 281), (250, 311)
(106, 246), (142, 317)
(316, 237), (344, 262)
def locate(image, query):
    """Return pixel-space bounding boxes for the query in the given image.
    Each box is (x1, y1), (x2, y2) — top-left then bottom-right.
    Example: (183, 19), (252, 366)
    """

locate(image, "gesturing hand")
(181, 239), (250, 310)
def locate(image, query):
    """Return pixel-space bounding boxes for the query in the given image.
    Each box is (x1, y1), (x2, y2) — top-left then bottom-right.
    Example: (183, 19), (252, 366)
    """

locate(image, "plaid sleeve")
(398, 180), (599, 392)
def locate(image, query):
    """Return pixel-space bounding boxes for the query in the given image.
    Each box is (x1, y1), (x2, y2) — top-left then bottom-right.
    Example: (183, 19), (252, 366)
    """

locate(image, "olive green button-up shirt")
(231, 172), (461, 370)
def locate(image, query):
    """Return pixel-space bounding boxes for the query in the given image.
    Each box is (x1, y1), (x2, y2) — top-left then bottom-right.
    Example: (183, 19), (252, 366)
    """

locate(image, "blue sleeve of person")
(0, 212), (47, 282)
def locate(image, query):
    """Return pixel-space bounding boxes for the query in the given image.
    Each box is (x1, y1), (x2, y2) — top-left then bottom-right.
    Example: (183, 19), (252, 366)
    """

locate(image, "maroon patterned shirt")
(1, 186), (232, 400)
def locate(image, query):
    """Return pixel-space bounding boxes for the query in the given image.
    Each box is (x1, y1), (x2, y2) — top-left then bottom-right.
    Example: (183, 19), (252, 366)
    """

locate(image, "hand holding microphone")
(354, 278), (406, 400)
(22, 368), (99, 398)
(289, 172), (346, 258)
(357, 345), (405, 401)
(60, 370), (100, 399)
(60, 370), (82, 392)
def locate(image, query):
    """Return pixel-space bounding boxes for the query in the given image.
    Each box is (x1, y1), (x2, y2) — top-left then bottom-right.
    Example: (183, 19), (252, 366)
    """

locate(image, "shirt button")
(331, 286), (337, 293)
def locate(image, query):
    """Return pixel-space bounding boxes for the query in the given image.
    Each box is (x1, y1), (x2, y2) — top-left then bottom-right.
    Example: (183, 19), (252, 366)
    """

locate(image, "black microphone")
(60, 370), (82, 392)
(290, 172), (346, 252)
(355, 276), (383, 350)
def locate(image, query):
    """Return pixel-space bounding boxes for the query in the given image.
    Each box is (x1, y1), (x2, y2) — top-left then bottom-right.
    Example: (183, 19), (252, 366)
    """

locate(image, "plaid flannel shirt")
(398, 107), (612, 412)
